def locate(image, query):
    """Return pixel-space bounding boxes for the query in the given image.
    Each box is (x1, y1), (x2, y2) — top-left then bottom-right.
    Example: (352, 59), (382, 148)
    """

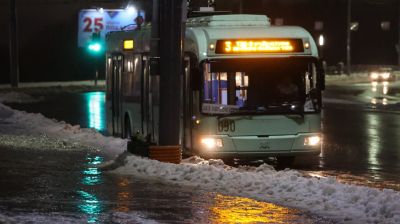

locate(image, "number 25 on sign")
(83, 17), (104, 32)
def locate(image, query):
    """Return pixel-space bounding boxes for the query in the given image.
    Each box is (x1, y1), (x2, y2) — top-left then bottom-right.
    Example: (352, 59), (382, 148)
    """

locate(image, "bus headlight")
(304, 136), (321, 146)
(200, 138), (223, 149)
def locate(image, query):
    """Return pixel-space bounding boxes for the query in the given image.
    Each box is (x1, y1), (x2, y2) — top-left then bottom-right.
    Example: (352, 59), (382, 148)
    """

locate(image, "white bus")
(105, 14), (325, 165)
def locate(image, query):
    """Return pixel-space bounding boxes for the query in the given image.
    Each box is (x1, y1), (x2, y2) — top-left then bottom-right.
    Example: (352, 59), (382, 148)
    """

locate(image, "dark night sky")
(0, 0), (399, 83)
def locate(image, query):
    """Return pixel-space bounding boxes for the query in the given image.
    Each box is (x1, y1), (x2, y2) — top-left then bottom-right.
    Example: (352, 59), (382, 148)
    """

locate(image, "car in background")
(369, 68), (396, 82)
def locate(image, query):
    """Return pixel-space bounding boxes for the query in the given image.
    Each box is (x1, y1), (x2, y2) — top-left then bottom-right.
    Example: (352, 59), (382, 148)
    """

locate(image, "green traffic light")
(88, 43), (102, 52)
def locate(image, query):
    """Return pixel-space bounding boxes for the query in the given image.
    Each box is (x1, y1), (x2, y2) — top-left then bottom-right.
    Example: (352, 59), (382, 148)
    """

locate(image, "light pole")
(9, 0), (19, 87)
(346, 0), (352, 75)
(158, 0), (185, 146)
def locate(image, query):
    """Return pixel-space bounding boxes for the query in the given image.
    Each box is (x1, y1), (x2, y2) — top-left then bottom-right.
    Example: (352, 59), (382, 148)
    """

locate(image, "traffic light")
(87, 32), (104, 55)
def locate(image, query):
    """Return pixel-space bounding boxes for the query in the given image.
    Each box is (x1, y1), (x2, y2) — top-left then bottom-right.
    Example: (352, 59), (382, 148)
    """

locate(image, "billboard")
(78, 9), (145, 48)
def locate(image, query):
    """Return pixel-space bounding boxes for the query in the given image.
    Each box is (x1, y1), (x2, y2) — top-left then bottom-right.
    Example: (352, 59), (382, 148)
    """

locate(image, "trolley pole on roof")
(158, 0), (185, 146)
(9, 0), (19, 87)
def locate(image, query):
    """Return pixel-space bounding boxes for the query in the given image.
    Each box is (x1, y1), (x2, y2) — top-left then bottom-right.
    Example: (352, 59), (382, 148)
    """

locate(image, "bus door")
(111, 55), (123, 136)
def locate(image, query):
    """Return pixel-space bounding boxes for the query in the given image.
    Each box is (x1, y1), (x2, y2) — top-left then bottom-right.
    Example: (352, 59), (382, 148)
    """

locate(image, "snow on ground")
(105, 153), (400, 224)
(0, 102), (126, 157)
(0, 91), (42, 103)
(325, 73), (370, 85)
(0, 80), (105, 89)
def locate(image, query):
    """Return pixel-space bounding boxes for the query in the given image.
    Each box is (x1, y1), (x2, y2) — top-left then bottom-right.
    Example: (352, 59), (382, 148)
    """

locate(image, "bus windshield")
(201, 58), (320, 115)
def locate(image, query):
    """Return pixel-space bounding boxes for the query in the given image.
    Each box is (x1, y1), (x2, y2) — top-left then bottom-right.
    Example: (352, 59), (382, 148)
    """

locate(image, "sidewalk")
(0, 80), (105, 89)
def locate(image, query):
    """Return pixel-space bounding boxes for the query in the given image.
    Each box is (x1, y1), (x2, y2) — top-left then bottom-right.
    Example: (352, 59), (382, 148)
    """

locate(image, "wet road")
(305, 80), (400, 190)
(0, 146), (325, 223)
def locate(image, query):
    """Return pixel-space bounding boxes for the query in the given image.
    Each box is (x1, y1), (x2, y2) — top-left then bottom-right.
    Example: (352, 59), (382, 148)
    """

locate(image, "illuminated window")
(123, 40), (134, 50)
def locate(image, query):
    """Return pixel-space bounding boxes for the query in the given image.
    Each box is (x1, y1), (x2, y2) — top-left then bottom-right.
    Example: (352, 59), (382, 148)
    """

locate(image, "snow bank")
(1, 102), (400, 223)
(0, 91), (42, 103)
(325, 73), (370, 85)
(0, 103), (126, 157)
(0, 80), (105, 89)
(104, 154), (400, 223)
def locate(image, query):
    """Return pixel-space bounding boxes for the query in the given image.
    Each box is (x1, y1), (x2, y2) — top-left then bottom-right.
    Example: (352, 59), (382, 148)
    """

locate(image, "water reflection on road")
(311, 80), (400, 190)
(209, 194), (312, 223)
(370, 81), (390, 106)
(78, 156), (104, 223)
(84, 92), (106, 132)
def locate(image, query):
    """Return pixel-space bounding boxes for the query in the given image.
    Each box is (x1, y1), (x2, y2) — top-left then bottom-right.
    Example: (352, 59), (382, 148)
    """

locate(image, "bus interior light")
(304, 136), (321, 146)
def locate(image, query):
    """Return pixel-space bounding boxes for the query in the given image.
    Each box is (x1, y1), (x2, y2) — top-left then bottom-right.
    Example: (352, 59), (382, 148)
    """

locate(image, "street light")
(126, 5), (136, 14)
(318, 34), (325, 46)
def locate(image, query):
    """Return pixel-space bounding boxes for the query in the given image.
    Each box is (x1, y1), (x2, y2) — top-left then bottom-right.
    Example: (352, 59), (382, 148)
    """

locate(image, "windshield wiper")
(273, 102), (304, 117)
(217, 108), (266, 119)
(216, 102), (305, 119)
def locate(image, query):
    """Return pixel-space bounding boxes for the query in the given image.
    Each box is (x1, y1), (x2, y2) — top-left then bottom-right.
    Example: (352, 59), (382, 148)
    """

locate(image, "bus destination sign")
(215, 39), (304, 54)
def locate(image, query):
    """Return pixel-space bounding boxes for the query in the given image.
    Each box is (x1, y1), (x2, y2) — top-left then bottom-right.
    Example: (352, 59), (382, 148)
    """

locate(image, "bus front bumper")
(195, 133), (321, 160)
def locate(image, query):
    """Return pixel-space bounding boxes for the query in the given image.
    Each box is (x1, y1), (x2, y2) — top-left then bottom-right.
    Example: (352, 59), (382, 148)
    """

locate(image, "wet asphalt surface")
(0, 147), (327, 223)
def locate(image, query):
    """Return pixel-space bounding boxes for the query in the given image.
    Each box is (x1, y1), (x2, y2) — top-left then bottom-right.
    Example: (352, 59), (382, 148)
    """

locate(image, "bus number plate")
(218, 119), (235, 132)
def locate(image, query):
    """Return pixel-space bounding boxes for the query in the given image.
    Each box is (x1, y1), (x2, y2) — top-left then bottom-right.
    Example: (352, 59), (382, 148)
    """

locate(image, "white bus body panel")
(105, 14), (322, 159)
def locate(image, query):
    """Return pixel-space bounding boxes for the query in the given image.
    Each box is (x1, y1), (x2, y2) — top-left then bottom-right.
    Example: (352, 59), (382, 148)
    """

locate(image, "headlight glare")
(304, 136), (321, 146)
(200, 138), (223, 149)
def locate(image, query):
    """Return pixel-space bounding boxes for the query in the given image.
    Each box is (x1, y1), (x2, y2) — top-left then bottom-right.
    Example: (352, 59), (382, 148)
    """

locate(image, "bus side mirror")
(150, 57), (160, 76)
(191, 67), (201, 91)
(316, 60), (325, 90)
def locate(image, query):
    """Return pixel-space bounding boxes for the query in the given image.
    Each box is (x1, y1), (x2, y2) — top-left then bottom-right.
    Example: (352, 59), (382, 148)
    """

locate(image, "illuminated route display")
(215, 39), (304, 54)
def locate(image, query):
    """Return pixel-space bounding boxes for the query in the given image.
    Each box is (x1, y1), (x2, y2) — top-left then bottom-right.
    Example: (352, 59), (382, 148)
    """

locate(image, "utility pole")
(9, 0), (19, 87)
(346, 0), (351, 75)
(239, 0), (243, 14)
(398, 1), (400, 68)
(158, 0), (185, 146)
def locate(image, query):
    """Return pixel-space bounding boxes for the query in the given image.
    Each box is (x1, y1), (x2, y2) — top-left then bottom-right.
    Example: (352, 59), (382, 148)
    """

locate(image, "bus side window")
(123, 56), (134, 97)
(132, 55), (142, 97)
(106, 57), (112, 98)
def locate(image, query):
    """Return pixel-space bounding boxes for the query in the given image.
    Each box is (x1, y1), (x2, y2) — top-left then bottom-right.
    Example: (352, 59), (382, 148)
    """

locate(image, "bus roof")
(186, 14), (318, 61)
(106, 14), (319, 60)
